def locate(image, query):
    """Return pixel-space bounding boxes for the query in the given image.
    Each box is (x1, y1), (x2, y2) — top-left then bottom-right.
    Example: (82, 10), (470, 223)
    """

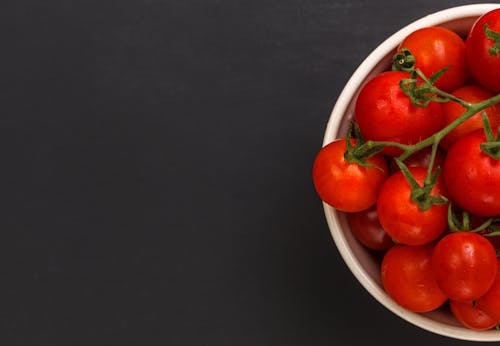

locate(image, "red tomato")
(398, 26), (468, 91)
(442, 129), (500, 217)
(376, 167), (448, 246)
(312, 139), (388, 212)
(347, 206), (394, 251)
(381, 244), (447, 313)
(466, 8), (500, 93)
(354, 71), (443, 156)
(440, 85), (500, 150)
(450, 300), (497, 331)
(477, 259), (500, 323)
(431, 232), (497, 302)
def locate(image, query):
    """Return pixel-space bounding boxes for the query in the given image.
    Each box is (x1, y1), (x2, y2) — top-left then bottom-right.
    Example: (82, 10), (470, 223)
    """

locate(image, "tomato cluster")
(313, 9), (500, 330)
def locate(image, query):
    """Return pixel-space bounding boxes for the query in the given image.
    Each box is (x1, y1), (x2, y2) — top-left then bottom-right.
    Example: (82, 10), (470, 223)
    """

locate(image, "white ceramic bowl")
(322, 3), (500, 342)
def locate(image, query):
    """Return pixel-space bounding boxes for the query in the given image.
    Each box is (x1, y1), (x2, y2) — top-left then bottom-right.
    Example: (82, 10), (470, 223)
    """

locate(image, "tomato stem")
(484, 23), (500, 56)
(356, 93), (500, 164)
(414, 69), (471, 108)
(448, 204), (461, 232)
(447, 204), (493, 233)
(344, 123), (386, 169)
(392, 48), (416, 72)
(396, 93), (500, 161)
(470, 218), (494, 233)
(424, 142), (439, 186)
(355, 87), (500, 211)
(394, 157), (447, 211)
(351, 50), (500, 210)
(479, 112), (500, 159)
(484, 231), (500, 238)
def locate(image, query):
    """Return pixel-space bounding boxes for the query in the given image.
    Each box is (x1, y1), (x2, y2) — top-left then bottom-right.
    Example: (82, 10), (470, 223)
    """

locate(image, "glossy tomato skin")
(376, 167), (448, 246)
(442, 129), (500, 217)
(354, 71), (443, 156)
(312, 139), (388, 212)
(432, 232), (497, 302)
(477, 259), (500, 323)
(398, 26), (468, 91)
(381, 244), (447, 313)
(347, 206), (394, 251)
(466, 9), (500, 93)
(450, 299), (497, 331)
(440, 85), (500, 150)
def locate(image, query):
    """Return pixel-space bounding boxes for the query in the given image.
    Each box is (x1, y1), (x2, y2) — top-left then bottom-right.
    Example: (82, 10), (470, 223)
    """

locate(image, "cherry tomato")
(398, 26), (468, 91)
(450, 300), (497, 331)
(440, 85), (500, 150)
(376, 167), (448, 246)
(381, 244), (447, 313)
(466, 8), (500, 93)
(312, 138), (388, 212)
(347, 206), (394, 251)
(431, 232), (497, 302)
(442, 129), (500, 217)
(354, 71), (443, 156)
(477, 259), (500, 323)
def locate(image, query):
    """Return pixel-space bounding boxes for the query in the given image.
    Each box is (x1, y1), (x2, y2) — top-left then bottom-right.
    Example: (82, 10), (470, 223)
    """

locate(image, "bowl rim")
(322, 3), (500, 342)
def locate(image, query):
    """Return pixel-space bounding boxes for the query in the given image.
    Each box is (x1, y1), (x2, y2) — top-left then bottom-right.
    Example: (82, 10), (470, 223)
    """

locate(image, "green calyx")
(343, 123), (385, 169)
(392, 48), (416, 72)
(480, 112), (500, 160)
(399, 67), (451, 108)
(392, 48), (454, 108)
(484, 22), (500, 56)
(394, 158), (447, 211)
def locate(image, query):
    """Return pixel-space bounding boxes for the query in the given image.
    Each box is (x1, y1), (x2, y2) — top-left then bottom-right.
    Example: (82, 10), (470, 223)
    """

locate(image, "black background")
(0, 0), (495, 345)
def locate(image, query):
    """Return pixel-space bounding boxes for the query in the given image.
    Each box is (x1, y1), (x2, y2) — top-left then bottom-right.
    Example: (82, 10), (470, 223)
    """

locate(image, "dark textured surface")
(0, 1), (493, 345)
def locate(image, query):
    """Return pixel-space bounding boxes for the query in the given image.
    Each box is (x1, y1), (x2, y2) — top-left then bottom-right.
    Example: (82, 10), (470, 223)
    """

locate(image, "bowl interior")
(323, 4), (500, 342)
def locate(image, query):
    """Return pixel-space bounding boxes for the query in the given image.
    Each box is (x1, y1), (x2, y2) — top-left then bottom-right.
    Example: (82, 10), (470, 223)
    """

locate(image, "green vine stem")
(448, 203), (494, 233)
(354, 92), (500, 210)
(355, 93), (500, 164)
(347, 48), (500, 211)
(412, 68), (472, 108)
